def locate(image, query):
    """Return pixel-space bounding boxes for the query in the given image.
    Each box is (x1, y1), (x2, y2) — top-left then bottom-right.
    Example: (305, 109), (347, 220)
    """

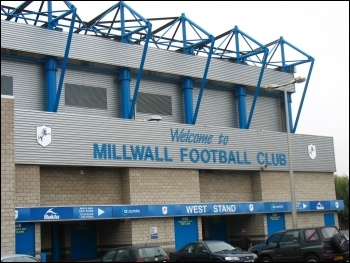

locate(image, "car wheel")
(331, 233), (349, 253)
(259, 256), (272, 262)
(305, 255), (320, 262)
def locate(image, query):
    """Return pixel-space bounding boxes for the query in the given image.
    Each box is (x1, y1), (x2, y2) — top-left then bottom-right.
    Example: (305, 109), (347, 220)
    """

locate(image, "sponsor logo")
(121, 207), (141, 216)
(44, 208), (60, 220)
(37, 125), (52, 147)
(271, 204), (284, 211)
(308, 144), (316, 159)
(162, 206), (168, 215)
(316, 202), (324, 210)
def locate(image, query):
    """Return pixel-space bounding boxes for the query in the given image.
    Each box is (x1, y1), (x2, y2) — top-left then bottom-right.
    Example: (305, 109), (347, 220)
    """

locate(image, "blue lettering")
(201, 149), (210, 163)
(130, 145), (145, 160)
(228, 151), (236, 163)
(180, 148), (188, 162)
(280, 153), (287, 166)
(210, 149), (218, 163)
(257, 151), (264, 165)
(144, 146), (154, 160)
(219, 150), (227, 163)
(123, 145), (132, 160)
(244, 151), (252, 164)
(94, 143), (107, 159)
(112, 144), (122, 160)
(164, 147), (173, 162)
(190, 148), (200, 163)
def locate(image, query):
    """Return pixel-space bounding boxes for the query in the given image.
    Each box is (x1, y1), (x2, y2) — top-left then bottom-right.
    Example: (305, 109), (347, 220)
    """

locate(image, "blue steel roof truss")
(1, 1), (314, 132)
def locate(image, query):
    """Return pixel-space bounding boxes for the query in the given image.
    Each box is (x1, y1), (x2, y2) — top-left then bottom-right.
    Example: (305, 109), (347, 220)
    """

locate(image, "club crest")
(162, 206), (168, 215)
(308, 144), (316, 159)
(36, 125), (52, 147)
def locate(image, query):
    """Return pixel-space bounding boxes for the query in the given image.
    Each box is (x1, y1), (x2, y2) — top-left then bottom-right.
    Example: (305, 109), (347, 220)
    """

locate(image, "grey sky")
(2, 1), (349, 176)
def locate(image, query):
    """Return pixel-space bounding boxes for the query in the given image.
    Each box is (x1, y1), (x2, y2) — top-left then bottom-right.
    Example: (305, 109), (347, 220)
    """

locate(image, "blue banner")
(14, 200), (344, 222)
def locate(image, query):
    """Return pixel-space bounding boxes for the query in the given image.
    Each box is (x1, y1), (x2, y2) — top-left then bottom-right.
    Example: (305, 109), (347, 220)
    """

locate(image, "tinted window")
(321, 227), (339, 238)
(182, 243), (196, 253)
(101, 249), (117, 262)
(114, 248), (131, 261)
(267, 233), (284, 244)
(279, 230), (299, 246)
(304, 229), (320, 241)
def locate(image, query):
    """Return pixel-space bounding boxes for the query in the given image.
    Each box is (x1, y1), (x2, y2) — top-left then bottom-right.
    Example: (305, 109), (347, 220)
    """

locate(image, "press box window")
(137, 92), (172, 115)
(1, 75), (13, 96)
(65, 83), (107, 109)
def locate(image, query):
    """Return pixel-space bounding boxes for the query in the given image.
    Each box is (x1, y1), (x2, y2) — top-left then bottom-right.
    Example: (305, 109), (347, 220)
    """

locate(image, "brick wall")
(40, 166), (123, 205)
(199, 170), (253, 202)
(1, 96), (16, 255)
(128, 168), (200, 204)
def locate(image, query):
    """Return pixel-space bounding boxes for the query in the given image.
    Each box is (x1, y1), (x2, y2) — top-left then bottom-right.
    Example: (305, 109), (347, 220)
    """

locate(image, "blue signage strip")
(14, 200), (344, 222)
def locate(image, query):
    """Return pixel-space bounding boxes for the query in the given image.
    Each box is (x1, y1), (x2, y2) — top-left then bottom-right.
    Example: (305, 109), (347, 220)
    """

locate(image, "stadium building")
(1, 1), (344, 261)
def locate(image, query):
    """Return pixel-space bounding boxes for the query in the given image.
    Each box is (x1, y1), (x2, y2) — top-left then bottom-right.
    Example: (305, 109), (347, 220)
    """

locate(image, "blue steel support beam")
(120, 68), (131, 119)
(192, 36), (215, 124)
(245, 47), (269, 129)
(292, 59), (314, 133)
(236, 86), (247, 129)
(129, 22), (152, 119)
(53, 5), (76, 112)
(45, 57), (57, 112)
(182, 77), (193, 124)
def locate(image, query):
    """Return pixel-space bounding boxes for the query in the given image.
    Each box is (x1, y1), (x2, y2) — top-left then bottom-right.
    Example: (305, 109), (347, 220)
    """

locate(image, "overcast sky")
(2, 1), (349, 176)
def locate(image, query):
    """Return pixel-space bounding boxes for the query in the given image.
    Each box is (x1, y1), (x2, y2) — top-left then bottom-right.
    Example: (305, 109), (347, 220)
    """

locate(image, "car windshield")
(267, 233), (283, 244)
(207, 241), (236, 253)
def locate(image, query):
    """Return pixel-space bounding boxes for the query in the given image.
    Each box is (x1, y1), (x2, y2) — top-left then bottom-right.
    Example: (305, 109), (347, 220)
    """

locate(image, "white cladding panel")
(246, 93), (282, 132)
(15, 110), (336, 172)
(193, 87), (237, 128)
(1, 59), (45, 111)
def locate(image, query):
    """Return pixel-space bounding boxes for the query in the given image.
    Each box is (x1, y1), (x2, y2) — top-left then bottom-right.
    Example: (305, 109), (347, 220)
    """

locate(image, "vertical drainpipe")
(287, 92), (293, 133)
(236, 86), (247, 129)
(120, 68), (131, 119)
(45, 57), (57, 112)
(182, 77), (193, 124)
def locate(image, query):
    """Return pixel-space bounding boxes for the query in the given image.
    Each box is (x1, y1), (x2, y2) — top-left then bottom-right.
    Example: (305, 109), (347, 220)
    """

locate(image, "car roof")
(1, 254), (37, 259)
(1, 254), (34, 259)
(108, 245), (164, 250)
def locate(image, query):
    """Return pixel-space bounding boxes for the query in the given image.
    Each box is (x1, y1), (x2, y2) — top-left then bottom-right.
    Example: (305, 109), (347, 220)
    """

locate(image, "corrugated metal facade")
(14, 109), (335, 172)
(1, 20), (294, 88)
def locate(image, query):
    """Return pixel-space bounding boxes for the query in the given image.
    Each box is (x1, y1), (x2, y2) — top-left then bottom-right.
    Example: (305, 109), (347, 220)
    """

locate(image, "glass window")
(101, 250), (117, 262)
(321, 227), (339, 238)
(279, 230), (299, 246)
(267, 233), (283, 244)
(304, 229), (320, 241)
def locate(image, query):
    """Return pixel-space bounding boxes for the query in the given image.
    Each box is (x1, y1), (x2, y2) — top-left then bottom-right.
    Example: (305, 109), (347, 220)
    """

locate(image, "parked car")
(169, 240), (257, 262)
(255, 226), (349, 262)
(250, 230), (284, 255)
(1, 254), (40, 262)
(97, 245), (170, 262)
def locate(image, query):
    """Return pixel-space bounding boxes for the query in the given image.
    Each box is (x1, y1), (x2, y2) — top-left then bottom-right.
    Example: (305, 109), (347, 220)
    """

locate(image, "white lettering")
(186, 205), (207, 214)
